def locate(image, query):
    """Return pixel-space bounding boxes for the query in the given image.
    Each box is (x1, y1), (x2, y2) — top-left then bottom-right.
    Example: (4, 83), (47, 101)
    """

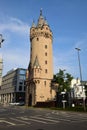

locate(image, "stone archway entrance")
(27, 81), (36, 106)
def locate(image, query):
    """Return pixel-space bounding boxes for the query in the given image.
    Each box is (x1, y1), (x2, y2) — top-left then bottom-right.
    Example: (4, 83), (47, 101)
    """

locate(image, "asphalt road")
(0, 105), (87, 130)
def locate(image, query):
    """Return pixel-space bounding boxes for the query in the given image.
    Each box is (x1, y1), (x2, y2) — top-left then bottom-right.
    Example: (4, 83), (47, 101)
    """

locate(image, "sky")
(0, 0), (87, 81)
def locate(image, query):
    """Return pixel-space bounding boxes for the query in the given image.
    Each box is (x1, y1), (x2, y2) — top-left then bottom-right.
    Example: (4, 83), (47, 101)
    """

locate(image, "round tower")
(30, 10), (53, 79)
(26, 10), (56, 106)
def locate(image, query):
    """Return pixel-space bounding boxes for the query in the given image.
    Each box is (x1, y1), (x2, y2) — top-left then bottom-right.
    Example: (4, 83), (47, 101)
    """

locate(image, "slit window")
(37, 38), (39, 41)
(44, 81), (46, 86)
(45, 45), (47, 49)
(45, 60), (47, 64)
(45, 69), (48, 73)
(45, 52), (47, 56)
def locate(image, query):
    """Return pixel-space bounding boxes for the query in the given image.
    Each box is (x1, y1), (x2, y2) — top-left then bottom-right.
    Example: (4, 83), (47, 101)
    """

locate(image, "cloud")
(0, 16), (30, 36)
(0, 15), (30, 75)
(2, 48), (29, 75)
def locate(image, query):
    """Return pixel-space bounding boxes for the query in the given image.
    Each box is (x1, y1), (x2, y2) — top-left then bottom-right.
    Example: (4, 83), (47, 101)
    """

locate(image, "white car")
(9, 102), (24, 106)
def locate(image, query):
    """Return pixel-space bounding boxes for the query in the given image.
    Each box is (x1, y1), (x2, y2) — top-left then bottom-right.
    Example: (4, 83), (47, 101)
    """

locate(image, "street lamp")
(75, 48), (86, 111)
(75, 48), (82, 84)
(0, 34), (4, 48)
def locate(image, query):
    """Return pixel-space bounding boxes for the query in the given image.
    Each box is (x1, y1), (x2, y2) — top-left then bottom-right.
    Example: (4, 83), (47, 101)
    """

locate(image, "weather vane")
(0, 34), (4, 48)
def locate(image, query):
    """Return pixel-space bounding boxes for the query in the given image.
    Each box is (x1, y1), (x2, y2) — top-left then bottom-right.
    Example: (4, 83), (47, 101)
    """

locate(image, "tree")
(53, 69), (73, 93)
(53, 69), (73, 108)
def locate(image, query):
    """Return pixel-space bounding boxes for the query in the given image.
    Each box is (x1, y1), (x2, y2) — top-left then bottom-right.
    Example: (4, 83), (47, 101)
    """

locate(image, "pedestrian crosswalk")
(0, 115), (59, 127)
(51, 111), (87, 122)
(0, 111), (87, 128)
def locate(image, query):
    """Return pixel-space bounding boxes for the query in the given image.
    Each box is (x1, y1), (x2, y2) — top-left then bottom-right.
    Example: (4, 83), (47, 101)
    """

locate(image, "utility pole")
(75, 48), (82, 83)
(75, 48), (86, 111)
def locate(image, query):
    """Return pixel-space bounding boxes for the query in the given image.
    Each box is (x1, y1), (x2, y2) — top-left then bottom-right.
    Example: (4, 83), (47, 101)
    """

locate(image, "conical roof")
(33, 56), (40, 68)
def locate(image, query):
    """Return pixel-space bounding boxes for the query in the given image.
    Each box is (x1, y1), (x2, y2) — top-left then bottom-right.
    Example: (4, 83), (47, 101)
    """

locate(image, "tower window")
(45, 45), (47, 49)
(45, 60), (47, 64)
(45, 69), (48, 73)
(44, 81), (46, 86)
(37, 37), (39, 41)
(32, 29), (35, 31)
(45, 52), (47, 56)
(46, 27), (48, 30)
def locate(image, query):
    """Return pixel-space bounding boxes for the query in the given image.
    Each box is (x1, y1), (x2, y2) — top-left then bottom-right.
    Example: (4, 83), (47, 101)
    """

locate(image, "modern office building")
(26, 10), (56, 106)
(0, 68), (26, 104)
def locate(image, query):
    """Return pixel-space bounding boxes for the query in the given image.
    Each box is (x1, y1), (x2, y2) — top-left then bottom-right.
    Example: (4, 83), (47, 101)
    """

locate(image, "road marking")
(30, 116), (59, 123)
(0, 120), (16, 126)
(52, 111), (87, 122)
(10, 118), (31, 125)
(46, 116), (71, 122)
(18, 117), (47, 124)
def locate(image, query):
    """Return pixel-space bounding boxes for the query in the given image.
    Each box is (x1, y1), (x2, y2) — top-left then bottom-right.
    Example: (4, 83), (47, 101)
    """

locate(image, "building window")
(24, 81), (26, 85)
(46, 27), (48, 30)
(45, 69), (48, 73)
(19, 82), (23, 85)
(44, 81), (46, 86)
(19, 86), (22, 91)
(19, 70), (26, 75)
(24, 86), (26, 91)
(19, 75), (26, 80)
(45, 52), (47, 56)
(45, 60), (47, 64)
(37, 37), (39, 41)
(45, 45), (47, 49)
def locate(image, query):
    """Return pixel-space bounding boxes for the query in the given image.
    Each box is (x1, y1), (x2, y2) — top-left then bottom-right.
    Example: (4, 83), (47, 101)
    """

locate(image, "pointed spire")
(32, 19), (36, 28)
(44, 17), (48, 25)
(37, 9), (45, 27)
(40, 8), (43, 16)
(39, 8), (43, 19)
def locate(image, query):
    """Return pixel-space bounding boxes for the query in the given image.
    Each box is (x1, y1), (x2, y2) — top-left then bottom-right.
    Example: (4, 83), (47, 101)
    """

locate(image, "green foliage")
(53, 69), (73, 92)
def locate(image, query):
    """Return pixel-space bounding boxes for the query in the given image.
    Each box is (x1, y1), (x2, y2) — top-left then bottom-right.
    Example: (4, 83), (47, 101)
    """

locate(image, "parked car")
(9, 102), (24, 106)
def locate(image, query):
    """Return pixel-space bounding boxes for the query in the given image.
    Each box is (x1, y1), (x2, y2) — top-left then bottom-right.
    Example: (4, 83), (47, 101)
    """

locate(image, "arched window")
(45, 45), (47, 49)
(45, 52), (47, 56)
(37, 37), (39, 41)
(45, 60), (47, 64)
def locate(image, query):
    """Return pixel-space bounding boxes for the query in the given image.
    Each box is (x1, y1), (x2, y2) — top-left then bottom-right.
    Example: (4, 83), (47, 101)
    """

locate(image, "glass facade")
(19, 75), (26, 80)
(0, 68), (26, 104)
(19, 69), (26, 75)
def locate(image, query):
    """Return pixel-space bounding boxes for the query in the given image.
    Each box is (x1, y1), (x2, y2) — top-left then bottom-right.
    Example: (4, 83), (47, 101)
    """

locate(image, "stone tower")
(26, 10), (56, 106)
